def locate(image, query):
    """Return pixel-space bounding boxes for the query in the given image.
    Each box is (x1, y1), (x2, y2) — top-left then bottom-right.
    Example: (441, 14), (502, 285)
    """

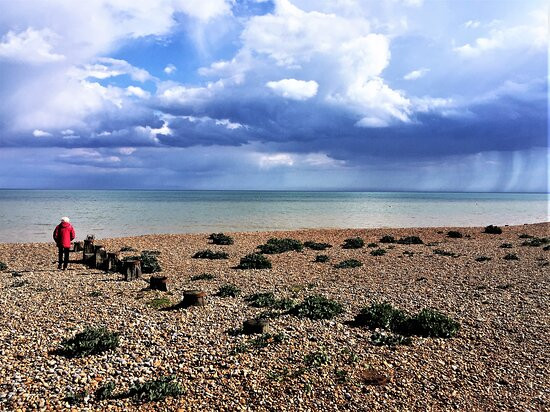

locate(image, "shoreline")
(1, 221), (548, 246)
(0, 222), (548, 410)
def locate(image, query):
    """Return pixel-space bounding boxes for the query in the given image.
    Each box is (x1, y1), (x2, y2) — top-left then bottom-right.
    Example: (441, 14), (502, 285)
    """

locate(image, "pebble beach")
(0, 222), (548, 411)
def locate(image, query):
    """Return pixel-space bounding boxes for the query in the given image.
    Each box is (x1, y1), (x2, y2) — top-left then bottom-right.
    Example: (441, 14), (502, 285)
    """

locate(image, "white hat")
(61, 217), (70, 223)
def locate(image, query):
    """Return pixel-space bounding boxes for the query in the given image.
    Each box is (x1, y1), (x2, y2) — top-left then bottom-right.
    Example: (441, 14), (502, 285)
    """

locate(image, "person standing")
(53, 217), (75, 270)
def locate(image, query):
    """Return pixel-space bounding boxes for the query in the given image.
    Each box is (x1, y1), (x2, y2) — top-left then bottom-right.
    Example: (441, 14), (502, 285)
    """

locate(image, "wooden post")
(243, 318), (270, 335)
(73, 241), (83, 252)
(150, 276), (168, 291)
(105, 252), (119, 272)
(83, 237), (95, 264)
(182, 290), (206, 307)
(94, 247), (107, 269)
(123, 259), (142, 281)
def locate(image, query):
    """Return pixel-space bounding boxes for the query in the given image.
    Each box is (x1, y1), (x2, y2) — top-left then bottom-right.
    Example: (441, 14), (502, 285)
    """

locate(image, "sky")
(0, 0), (547, 192)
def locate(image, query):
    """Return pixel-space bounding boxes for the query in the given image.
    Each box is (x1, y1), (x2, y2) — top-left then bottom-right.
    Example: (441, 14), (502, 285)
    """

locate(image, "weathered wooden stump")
(182, 290), (206, 307)
(83, 237), (95, 264)
(123, 260), (142, 281)
(104, 252), (120, 272)
(73, 241), (83, 252)
(94, 247), (107, 269)
(150, 276), (168, 291)
(243, 318), (270, 335)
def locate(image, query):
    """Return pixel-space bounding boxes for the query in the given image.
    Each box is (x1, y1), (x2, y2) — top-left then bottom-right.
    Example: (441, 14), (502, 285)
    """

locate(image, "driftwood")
(123, 260), (142, 281)
(150, 276), (168, 291)
(105, 252), (119, 272)
(243, 318), (270, 335)
(83, 237), (95, 264)
(182, 290), (206, 307)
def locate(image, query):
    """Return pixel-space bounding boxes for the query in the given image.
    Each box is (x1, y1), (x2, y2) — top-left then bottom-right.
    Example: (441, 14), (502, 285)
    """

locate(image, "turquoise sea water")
(0, 190), (547, 243)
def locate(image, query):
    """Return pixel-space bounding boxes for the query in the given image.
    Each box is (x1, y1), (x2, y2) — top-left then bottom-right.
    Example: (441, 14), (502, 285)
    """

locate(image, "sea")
(0, 190), (547, 243)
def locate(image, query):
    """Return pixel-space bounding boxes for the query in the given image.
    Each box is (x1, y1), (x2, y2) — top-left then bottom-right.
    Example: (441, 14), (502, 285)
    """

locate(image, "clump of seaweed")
(290, 295), (344, 320)
(447, 231), (463, 238)
(334, 259), (362, 269)
(217, 284), (241, 298)
(484, 225), (502, 234)
(304, 241), (332, 250)
(59, 327), (119, 358)
(238, 253), (272, 269)
(257, 238), (303, 254)
(342, 237), (364, 249)
(208, 233), (234, 245)
(192, 250), (229, 260)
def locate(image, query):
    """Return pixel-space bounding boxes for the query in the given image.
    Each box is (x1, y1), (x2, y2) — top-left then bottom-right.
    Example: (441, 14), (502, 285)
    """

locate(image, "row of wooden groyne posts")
(73, 235), (271, 333)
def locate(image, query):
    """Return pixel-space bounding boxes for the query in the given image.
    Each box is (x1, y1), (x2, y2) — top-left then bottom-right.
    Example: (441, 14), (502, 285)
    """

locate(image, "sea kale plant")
(315, 254), (329, 263)
(342, 237), (364, 249)
(127, 376), (184, 403)
(257, 238), (303, 254)
(59, 327), (119, 358)
(447, 231), (463, 238)
(140, 250), (161, 273)
(304, 241), (332, 250)
(370, 248), (386, 256)
(397, 236), (424, 245)
(484, 225), (502, 234)
(238, 253), (272, 269)
(0, 261), (8, 271)
(192, 249), (229, 260)
(208, 233), (234, 245)
(335, 259), (362, 269)
(379, 235), (395, 243)
(217, 284), (241, 297)
(290, 295), (344, 320)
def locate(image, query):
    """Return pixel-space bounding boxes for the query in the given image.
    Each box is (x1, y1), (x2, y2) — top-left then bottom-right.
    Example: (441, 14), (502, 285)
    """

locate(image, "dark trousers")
(58, 247), (70, 268)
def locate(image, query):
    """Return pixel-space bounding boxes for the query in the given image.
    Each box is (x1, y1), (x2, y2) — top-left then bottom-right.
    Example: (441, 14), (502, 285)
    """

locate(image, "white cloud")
(256, 151), (346, 169)
(454, 9), (547, 58)
(266, 78), (318, 100)
(61, 129), (74, 135)
(258, 153), (295, 168)
(0, 28), (64, 64)
(32, 129), (52, 137)
(403, 68), (429, 80)
(164, 64), (176, 74)
(174, 0), (232, 21)
(118, 147), (136, 155)
(75, 57), (153, 82)
(464, 20), (481, 29)
(126, 86), (150, 99)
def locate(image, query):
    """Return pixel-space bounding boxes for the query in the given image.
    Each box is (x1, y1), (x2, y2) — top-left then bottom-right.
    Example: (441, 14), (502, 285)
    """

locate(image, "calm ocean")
(0, 190), (547, 243)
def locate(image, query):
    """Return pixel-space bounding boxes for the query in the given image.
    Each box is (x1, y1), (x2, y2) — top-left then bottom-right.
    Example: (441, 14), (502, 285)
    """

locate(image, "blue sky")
(0, 0), (547, 191)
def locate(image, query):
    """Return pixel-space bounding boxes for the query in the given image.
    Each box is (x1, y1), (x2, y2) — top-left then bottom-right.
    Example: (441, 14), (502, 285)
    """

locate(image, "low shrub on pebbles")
(447, 231), (463, 238)
(238, 253), (272, 269)
(315, 254), (329, 262)
(370, 248), (386, 256)
(304, 241), (332, 250)
(257, 238), (303, 254)
(484, 225), (503, 234)
(192, 249), (229, 260)
(190, 272), (215, 281)
(379, 235), (395, 243)
(290, 295), (344, 320)
(521, 237), (549, 247)
(504, 253), (519, 260)
(397, 236), (423, 245)
(342, 237), (364, 249)
(208, 233), (234, 245)
(127, 376), (184, 403)
(335, 259), (362, 268)
(58, 327), (120, 358)
(140, 250), (161, 273)
(217, 284), (241, 297)
(0, 261), (7, 271)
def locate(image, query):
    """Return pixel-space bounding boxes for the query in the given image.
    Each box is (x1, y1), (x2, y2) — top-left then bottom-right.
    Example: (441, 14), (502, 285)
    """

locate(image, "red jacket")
(53, 222), (75, 248)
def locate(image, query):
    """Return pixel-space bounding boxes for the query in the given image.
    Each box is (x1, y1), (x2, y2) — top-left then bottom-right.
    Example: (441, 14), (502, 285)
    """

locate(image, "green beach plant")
(397, 236), (423, 245)
(370, 331), (412, 347)
(0, 261), (8, 271)
(484, 225), (502, 234)
(379, 235), (395, 243)
(433, 249), (459, 258)
(208, 233), (234, 245)
(367, 242), (378, 248)
(140, 251), (161, 273)
(245, 292), (276, 307)
(192, 249), (229, 260)
(190, 273), (215, 281)
(59, 327), (119, 358)
(290, 295), (343, 320)
(304, 350), (330, 367)
(238, 253), (272, 269)
(314, 254), (329, 263)
(500, 243), (513, 248)
(342, 237), (364, 249)
(304, 241), (332, 250)
(147, 297), (172, 309)
(521, 237), (549, 247)
(475, 256), (491, 262)
(127, 376), (183, 403)
(217, 284), (241, 297)
(370, 248), (386, 256)
(447, 231), (463, 238)
(257, 238), (303, 254)
(335, 259), (362, 269)
(503, 253), (519, 260)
